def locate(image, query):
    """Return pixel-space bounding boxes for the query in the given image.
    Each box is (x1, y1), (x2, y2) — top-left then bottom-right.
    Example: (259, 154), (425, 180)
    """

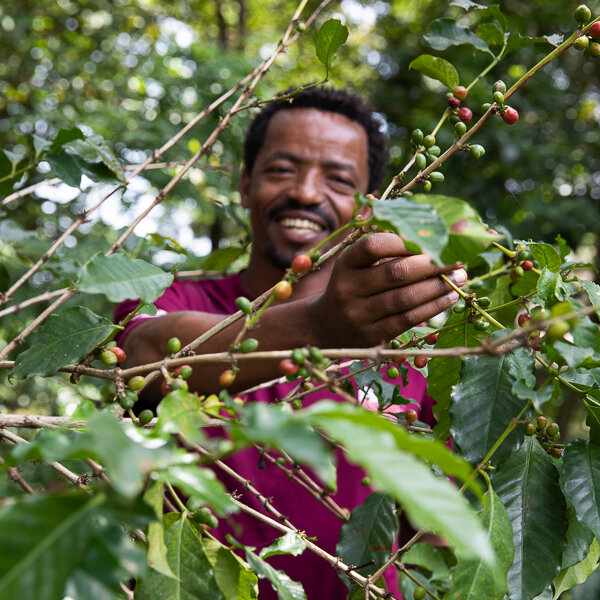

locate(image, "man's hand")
(312, 232), (466, 346)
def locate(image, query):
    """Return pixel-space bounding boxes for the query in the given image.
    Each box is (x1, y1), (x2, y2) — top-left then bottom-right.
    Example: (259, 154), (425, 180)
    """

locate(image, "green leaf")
(402, 543), (450, 583)
(561, 507), (595, 570)
(166, 465), (237, 516)
(12, 306), (117, 379)
(199, 246), (247, 270)
(476, 23), (505, 47)
(450, 0), (487, 10)
(64, 519), (147, 600)
(46, 151), (83, 187)
(492, 436), (568, 600)
(136, 513), (226, 600)
(553, 537), (600, 599)
(203, 537), (259, 599)
(246, 551), (306, 600)
(84, 136), (126, 183)
(307, 402), (492, 562)
(580, 280), (600, 320)
(234, 402), (334, 485)
(424, 19), (492, 54)
(561, 441), (600, 540)
(50, 126), (85, 151)
(536, 267), (569, 307)
(445, 488), (514, 600)
(526, 242), (562, 273)
(408, 54), (459, 89)
(78, 252), (174, 303)
(87, 411), (157, 498)
(371, 198), (448, 265)
(315, 18), (348, 75)
(450, 350), (533, 464)
(0, 491), (103, 600)
(259, 533), (306, 559)
(144, 480), (177, 579)
(505, 32), (563, 55)
(156, 389), (208, 445)
(412, 193), (498, 264)
(336, 492), (397, 587)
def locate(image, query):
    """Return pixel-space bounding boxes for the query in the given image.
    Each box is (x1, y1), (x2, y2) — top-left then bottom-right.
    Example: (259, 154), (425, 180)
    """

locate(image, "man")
(115, 87), (466, 597)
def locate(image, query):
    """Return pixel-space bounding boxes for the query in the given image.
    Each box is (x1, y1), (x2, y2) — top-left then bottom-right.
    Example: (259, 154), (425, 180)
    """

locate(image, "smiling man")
(115, 87), (466, 598)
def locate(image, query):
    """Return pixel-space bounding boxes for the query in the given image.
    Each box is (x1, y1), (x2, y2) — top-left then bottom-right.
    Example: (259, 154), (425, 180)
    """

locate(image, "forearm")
(121, 296), (321, 402)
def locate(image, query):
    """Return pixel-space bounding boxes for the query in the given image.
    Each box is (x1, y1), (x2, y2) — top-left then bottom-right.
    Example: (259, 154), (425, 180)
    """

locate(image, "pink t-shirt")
(115, 273), (433, 599)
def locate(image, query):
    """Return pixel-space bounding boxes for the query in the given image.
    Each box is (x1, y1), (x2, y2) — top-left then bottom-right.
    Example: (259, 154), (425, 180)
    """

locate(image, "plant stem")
(166, 481), (187, 513)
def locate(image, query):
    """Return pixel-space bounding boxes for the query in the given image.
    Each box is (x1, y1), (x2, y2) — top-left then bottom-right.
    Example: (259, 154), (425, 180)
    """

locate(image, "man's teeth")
(279, 217), (323, 232)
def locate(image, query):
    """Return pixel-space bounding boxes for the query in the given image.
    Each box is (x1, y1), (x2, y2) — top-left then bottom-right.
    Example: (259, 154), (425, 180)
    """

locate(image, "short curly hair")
(243, 87), (388, 193)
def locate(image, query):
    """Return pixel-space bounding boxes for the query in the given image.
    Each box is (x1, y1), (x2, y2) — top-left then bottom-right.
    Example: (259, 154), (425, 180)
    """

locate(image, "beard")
(264, 200), (336, 270)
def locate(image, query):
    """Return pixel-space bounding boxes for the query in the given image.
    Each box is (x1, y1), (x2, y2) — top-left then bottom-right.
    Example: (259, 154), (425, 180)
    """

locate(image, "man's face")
(240, 108), (370, 270)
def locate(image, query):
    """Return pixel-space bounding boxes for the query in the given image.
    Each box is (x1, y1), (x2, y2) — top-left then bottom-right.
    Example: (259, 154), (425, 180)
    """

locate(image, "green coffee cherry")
(536, 415), (548, 430)
(415, 153), (427, 170)
(179, 365), (193, 379)
(391, 339), (402, 349)
(429, 171), (444, 183)
(296, 20), (307, 32)
(428, 145), (441, 157)
(414, 587), (426, 600)
(574, 35), (590, 50)
(453, 299), (467, 313)
(170, 378), (189, 391)
(422, 180), (432, 192)
(292, 398), (303, 410)
(423, 134), (436, 148)
(525, 423), (537, 436)
(547, 422), (560, 438)
(167, 337), (181, 354)
(493, 91), (505, 105)
(425, 152), (436, 165)
(239, 338), (259, 353)
(469, 144), (485, 159)
(100, 349), (118, 367)
(546, 321), (570, 342)
(493, 80), (507, 94)
(482, 102), (492, 111)
(575, 5), (591, 24)
(235, 296), (253, 315)
(119, 392), (137, 410)
(473, 318), (490, 331)
(386, 365), (400, 379)
(308, 346), (324, 363)
(454, 121), (467, 137)
(411, 129), (424, 145)
(128, 376), (145, 391)
(138, 409), (154, 426)
(477, 296), (491, 308)
(584, 42), (600, 58)
(292, 348), (305, 365)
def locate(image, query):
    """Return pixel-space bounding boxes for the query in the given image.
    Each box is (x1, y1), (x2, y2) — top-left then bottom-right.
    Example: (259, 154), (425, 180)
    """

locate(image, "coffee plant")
(1, 2), (600, 599)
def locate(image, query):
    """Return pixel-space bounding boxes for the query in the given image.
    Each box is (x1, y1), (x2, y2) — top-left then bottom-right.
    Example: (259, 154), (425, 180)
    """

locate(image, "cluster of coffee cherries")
(271, 251), (319, 302)
(518, 300), (577, 352)
(481, 80), (519, 125)
(525, 415), (563, 458)
(508, 245), (537, 283)
(573, 5), (600, 57)
(409, 129), (445, 192)
(278, 346), (331, 408)
(389, 331), (438, 371)
(452, 294), (493, 332)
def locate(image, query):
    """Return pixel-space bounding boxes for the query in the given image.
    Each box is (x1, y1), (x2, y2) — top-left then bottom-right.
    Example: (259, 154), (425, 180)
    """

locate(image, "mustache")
(266, 200), (335, 230)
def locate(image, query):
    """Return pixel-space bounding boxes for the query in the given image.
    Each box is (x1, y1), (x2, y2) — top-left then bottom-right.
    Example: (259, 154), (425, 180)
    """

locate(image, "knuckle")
(385, 259), (410, 284)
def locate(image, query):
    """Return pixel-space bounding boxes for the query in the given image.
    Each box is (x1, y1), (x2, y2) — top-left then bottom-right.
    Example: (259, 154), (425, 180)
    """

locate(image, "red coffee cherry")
(589, 21), (600, 39)
(448, 96), (461, 109)
(522, 260), (534, 271)
(414, 355), (428, 368)
(274, 280), (292, 300)
(517, 312), (532, 327)
(453, 85), (468, 100)
(109, 346), (126, 363)
(425, 332), (439, 345)
(405, 409), (418, 423)
(219, 369), (236, 388)
(458, 107), (473, 122)
(502, 107), (519, 124)
(279, 359), (299, 376)
(291, 254), (312, 275)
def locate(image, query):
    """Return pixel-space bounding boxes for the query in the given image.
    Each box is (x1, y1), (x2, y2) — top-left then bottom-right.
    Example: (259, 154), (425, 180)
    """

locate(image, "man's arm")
(122, 233), (466, 401)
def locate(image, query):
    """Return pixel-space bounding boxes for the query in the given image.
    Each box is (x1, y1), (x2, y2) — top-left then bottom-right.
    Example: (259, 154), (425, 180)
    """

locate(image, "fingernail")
(447, 291), (460, 303)
(448, 269), (467, 285)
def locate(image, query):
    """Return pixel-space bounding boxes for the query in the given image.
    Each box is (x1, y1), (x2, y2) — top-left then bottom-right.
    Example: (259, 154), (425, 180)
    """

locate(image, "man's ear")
(240, 168), (251, 209)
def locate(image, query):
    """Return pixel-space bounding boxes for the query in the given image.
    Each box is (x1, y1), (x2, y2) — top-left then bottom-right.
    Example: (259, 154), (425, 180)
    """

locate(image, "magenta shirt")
(115, 273), (433, 599)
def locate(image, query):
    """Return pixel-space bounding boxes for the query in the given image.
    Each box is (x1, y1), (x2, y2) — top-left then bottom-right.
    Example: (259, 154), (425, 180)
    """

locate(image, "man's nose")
(290, 169), (323, 205)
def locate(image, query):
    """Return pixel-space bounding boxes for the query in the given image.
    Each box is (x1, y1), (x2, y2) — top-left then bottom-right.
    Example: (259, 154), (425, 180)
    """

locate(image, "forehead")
(258, 108), (369, 172)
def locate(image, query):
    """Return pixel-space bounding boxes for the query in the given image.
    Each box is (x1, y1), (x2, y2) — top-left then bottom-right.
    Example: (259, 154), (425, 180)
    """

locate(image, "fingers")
(362, 270), (466, 323)
(341, 232), (414, 269)
(371, 291), (460, 338)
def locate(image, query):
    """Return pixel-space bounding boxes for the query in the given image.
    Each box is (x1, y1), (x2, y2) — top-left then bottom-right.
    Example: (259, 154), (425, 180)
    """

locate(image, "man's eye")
(266, 166), (293, 174)
(331, 176), (354, 187)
